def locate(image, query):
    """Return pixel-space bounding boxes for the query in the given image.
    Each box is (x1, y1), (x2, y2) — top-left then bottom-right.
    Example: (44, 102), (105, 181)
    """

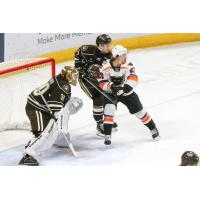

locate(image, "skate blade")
(53, 144), (69, 149)
(19, 163), (39, 166)
(153, 135), (161, 141)
(96, 127), (118, 137)
(96, 132), (105, 138)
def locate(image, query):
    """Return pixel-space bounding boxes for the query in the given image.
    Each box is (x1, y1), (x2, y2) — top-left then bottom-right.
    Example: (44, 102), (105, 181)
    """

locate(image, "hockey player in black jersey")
(74, 34), (117, 134)
(98, 45), (160, 145)
(19, 66), (83, 166)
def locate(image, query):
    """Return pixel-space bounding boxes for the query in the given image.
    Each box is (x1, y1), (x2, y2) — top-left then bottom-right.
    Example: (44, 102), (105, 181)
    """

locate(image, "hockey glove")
(67, 97), (83, 115)
(123, 84), (133, 94)
(88, 64), (102, 79)
(110, 83), (124, 96)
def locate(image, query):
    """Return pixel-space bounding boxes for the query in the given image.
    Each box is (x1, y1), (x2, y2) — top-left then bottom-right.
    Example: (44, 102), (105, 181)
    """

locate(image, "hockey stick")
(83, 77), (117, 106)
(63, 132), (78, 158)
(37, 89), (78, 158)
(38, 91), (57, 121)
(58, 110), (79, 158)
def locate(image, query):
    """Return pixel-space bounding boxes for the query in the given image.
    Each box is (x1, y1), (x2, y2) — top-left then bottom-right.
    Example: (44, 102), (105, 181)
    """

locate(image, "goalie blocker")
(19, 66), (83, 166)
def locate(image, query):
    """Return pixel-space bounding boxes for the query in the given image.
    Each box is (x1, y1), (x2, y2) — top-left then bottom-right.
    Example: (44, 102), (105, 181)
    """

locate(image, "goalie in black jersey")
(74, 34), (117, 134)
(19, 66), (83, 166)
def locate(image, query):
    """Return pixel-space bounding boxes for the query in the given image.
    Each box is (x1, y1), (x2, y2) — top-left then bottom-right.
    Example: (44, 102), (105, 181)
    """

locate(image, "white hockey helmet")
(112, 45), (128, 57)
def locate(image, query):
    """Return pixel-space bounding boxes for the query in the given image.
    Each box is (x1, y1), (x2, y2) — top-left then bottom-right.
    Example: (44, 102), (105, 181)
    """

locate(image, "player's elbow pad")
(126, 79), (138, 90)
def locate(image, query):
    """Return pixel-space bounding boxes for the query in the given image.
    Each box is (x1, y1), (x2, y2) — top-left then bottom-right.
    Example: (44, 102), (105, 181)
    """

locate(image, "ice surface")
(1, 42), (200, 166)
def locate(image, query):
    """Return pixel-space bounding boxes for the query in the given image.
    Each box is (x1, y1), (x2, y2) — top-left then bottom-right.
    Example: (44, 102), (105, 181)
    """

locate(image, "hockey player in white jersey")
(19, 66), (83, 166)
(97, 45), (160, 145)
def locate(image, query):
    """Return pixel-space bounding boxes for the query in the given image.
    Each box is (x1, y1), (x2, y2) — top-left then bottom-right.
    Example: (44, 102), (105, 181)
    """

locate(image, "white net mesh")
(0, 58), (48, 71)
(0, 58), (55, 132)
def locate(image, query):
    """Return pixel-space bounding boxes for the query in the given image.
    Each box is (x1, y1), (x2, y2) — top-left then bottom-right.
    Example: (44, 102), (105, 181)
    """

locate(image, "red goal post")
(0, 58), (56, 77)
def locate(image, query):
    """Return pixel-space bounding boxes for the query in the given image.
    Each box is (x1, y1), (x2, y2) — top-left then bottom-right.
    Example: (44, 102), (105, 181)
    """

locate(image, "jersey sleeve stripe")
(99, 81), (110, 92)
(103, 66), (112, 71)
(128, 75), (138, 81)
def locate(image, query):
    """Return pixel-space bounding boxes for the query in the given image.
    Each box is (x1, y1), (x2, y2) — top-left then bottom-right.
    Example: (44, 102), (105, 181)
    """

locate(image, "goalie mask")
(61, 66), (78, 86)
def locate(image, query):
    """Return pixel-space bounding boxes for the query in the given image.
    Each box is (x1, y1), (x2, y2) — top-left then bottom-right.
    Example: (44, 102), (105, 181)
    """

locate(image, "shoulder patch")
(63, 84), (70, 92)
(81, 45), (88, 51)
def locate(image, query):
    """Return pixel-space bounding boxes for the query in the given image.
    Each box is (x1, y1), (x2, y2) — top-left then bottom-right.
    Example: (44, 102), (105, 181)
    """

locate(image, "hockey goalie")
(19, 66), (83, 166)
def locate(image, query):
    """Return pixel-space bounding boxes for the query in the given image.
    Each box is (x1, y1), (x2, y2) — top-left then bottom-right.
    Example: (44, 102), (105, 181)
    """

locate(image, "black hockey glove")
(110, 84), (124, 96)
(88, 64), (101, 79)
(123, 84), (133, 93)
(75, 66), (87, 78)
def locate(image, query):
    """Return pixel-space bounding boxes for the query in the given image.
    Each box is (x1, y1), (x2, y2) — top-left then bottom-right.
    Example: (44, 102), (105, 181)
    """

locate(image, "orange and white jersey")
(98, 61), (138, 94)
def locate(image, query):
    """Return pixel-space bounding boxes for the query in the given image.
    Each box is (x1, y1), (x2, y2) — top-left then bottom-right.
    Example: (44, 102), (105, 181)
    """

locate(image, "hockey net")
(0, 58), (56, 132)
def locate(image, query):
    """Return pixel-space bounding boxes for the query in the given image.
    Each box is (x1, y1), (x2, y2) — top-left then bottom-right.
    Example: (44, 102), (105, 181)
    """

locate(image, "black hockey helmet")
(96, 34), (112, 46)
(180, 151), (199, 166)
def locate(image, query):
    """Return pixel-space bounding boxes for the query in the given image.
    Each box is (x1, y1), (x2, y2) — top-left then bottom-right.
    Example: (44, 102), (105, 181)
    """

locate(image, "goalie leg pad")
(25, 98), (82, 160)
(54, 132), (69, 148)
(25, 119), (59, 159)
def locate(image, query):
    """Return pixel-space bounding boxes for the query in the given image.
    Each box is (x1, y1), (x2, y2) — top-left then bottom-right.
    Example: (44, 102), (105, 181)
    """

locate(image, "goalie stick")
(37, 89), (78, 158)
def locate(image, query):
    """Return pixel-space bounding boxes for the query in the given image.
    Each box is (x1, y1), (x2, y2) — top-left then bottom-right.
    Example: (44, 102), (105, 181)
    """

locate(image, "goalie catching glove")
(66, 97), (83, 115)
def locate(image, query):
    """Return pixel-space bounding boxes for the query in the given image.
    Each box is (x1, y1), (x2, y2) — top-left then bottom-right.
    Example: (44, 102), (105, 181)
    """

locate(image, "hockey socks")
(103, 115), (113, 145)
(93, 105), (104, 122)
(135, 110), (160, 141)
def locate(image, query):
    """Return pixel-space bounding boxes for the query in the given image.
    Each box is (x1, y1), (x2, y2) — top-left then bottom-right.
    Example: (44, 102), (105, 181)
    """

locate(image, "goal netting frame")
(0, 58), (56, 132)
(0, 58), (55, 77)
